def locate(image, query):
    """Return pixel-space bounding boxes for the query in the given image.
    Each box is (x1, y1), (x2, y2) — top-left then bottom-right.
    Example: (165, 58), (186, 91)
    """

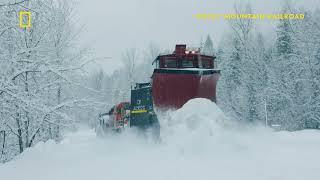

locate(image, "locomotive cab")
(153, 44), (215, 69)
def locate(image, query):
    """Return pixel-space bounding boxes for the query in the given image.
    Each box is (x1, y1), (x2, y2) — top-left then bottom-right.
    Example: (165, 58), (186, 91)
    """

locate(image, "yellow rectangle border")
(131, 109), (148, 114)
(19, 11), (31, 28)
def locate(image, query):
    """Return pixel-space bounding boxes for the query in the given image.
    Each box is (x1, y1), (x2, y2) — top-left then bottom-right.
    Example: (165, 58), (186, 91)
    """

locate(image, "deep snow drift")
(1, 98), (320, 180)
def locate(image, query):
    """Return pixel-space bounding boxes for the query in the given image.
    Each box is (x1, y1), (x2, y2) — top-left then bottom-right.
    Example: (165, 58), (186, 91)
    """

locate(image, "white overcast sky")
(75, 0), (320, 74)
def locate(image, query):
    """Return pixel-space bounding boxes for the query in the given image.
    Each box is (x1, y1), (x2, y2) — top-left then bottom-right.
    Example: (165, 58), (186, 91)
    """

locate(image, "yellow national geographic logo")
(19, 11), (31, 28)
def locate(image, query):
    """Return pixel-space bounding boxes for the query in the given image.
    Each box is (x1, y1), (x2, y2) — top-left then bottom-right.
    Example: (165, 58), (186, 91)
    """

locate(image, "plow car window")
(164, 59), (177, 68)
(181, 59), (194, 68)
(202, 60), (211, 69)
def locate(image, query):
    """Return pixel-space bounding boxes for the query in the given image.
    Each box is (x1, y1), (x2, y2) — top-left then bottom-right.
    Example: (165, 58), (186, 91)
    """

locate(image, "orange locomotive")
(98, 102), (130, 132)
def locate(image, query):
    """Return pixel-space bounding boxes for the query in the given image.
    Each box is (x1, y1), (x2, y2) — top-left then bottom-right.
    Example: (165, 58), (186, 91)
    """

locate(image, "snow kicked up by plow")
(1, 98), (320, 180)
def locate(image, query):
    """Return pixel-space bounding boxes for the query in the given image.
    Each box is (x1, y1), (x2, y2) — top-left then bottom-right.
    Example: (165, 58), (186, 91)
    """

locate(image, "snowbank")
(1, 98), (320, 180)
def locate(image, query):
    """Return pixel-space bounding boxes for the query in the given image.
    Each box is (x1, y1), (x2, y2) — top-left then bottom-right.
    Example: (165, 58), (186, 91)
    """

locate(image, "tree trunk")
(24, 72), (30, 147)
(1, 130), (5, 156)
(56, 85), (61, 139)
(28, 128), (40, 147)
(24, 121), (30, 147)
(15, 105), (24, 153)
(16, 118), (24, 153)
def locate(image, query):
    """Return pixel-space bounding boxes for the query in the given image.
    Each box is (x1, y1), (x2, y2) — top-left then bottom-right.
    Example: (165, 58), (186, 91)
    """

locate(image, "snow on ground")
(1, 98), (320, 180)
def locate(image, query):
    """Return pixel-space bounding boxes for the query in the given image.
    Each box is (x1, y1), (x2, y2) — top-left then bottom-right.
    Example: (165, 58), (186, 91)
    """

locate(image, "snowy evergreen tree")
(202, 35), (215, 56)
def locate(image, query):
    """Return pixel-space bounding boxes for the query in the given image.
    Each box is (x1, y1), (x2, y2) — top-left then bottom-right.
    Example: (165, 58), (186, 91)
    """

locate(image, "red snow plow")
(152, 44), (220, 109)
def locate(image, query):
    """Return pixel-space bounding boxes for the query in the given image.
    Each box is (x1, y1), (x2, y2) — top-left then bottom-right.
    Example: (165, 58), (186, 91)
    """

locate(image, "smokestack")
(175, 44), (186, 56)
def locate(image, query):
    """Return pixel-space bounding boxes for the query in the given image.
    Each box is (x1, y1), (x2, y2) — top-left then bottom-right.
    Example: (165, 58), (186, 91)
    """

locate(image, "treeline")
(0, 0), (91, 162)
(0, 0), (161, 162)
(86, 3), (320, 132)
(217, 3), (320, 130)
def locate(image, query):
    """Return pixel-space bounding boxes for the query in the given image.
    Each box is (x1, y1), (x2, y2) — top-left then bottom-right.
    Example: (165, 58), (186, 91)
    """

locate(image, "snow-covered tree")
(0, 0), (88, 162)
(202, 35), (215, 56)
(218, 2), (320, 129)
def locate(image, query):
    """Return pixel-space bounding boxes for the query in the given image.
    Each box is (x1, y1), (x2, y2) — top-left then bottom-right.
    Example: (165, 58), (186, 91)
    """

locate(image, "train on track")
(96, 44), (220, 137)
